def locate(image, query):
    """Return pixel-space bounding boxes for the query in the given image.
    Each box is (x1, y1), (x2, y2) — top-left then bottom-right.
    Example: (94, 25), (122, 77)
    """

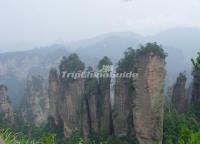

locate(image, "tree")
(59, 54), (85, 74)
(59, 54), (85, 83)
(117, 47), (136, 73)
(97, 56), (112, 70)
(191, 52), (200, 73)
(136, 42), (167, 58)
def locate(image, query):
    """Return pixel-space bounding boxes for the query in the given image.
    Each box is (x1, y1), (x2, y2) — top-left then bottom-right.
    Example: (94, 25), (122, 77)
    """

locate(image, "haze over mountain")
(0, 27), (199, 106)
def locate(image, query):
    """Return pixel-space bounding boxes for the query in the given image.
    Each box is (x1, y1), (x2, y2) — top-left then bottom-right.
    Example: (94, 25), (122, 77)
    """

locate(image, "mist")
(0, 0), (200, 52)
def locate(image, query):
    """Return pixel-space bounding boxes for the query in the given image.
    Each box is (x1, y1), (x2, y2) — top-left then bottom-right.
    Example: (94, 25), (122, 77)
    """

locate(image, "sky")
(0, 0), (200, 52)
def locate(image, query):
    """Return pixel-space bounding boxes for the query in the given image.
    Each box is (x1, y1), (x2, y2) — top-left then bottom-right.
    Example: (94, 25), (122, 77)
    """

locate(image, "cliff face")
(48, 69), (85, 138)
(47, 46), (167, 141)
(61, 79), (85, 138)
(113, 78), (134, 136)
(48, 70), (113, 138)
(82, 78), (99, 139)
(21, 75), (49, 126)
(192, 73), (200, 105)
(48, 70), (60, 126)
(134, 53), (166, 144)
(0, 85), (14, 123)
(0, 48), (69, 106)
(172, 73), (187, 112)
(82, 92), (98, 139)
(97, 78), (113, 135)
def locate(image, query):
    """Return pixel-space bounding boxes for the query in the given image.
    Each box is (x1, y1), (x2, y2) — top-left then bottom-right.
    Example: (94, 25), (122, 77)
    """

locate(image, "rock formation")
(48, 73), (113, 138)
(134, 52), (166, 144)
(21, 75), (49, 126)
(97, 77), (113, 136)
(82, 78), (99, 139)
(164, 86), (173, 111)
(172, 73), (187, 112)
(0, 85), (14, 123)
(61, 79), (85, 138)
(47, 46), (167, 142)
(48, 54), (115, 139)
(48, 68), (60, 126)
(113, 78), (134, 136)
(192, 72), (200, 105)
(48, 68), (85, 138)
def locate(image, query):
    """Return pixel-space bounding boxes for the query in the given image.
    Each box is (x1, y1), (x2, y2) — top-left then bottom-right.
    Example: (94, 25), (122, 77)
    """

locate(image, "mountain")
(146, 27), (200, 60)
(74, 32), (142, 66)
(0, 45), (69, 106)
(0, 27), (199, 106)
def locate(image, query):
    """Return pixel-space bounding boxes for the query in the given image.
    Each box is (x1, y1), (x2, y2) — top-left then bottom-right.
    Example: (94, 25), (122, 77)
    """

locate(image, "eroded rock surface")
(134, 52), (166, 144)
(113, 78), (134, 136)
(21, 75), (49, 126)
(192, 72), (200, 105)
(48, 69), (85, 138)
(172, 73), (187, 112)
(0, 85), (14, 123)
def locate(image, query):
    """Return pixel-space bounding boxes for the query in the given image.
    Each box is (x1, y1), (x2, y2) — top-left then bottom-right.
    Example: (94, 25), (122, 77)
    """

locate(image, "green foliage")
(116, 47), (137, 138)
(117, 43), (166, 73)
(97, 56), (112, 70)
(49, 68), (58, 79)
(59, 54), (85, 84)
(178, 72), (187, 81)
(136, 42), (167, 58)
(65, 132), (84, 144)
(163, 107), (200, 144)
(0, 129), (39, 144)
(96, 57), (113, 134)
(117, 47), (136, 73)
(0, 129), (56, 144)
(191, 52), (200, 73)
(59, 54), (85, 73)
(40, 133), (55, 144)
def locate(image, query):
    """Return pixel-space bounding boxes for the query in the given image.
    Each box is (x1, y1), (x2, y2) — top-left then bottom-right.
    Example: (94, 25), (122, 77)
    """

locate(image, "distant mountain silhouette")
(0, 27), (199, 106)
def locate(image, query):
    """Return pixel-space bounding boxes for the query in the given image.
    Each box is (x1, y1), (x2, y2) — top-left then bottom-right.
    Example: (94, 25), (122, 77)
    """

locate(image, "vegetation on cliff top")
(136, 42), (167, 58)
(191, 52), (200, 73)
(117, 43), (166, 73)
(117, 47), (136, 73)
(59, 54), (85, 74)
(59, 53), (85, 83)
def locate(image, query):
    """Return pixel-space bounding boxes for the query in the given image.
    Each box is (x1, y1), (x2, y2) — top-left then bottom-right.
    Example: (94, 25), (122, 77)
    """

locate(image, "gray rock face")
(113, 78), (134, 136)
(82, 93), (99, 139)
(172, 73), (187, 112)
(21, 75), (49, 126)
(0, 85), (14, 123)
(97, 78), (113, 135)
(134, 53), (166, 144)
(48, 69), (114, 138)
(192, 73), (200, 105)
(48, 53), (166, 142)
(61, 79), (85, 138)
(48, 70), (60, 126)
(48, 69), (85, 138)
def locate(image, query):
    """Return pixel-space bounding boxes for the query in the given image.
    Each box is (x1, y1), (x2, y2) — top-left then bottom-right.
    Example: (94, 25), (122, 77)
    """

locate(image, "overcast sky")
(0, 0), (200, 50)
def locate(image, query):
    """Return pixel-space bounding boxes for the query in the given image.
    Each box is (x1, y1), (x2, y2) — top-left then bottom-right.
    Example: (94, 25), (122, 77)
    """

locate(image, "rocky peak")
(113, 78), (134, 137)
(172, 72), (187, 112)
(0, 84), (14, 123)
(134, 52), (166, 144)
(21, 75), (49, 126)
(192, 72), (200, 105)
